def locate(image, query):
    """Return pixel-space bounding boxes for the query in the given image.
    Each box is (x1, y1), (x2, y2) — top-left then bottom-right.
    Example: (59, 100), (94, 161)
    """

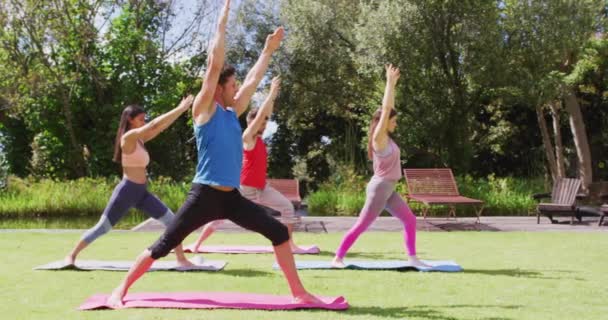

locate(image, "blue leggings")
(81, 178), (174, 244)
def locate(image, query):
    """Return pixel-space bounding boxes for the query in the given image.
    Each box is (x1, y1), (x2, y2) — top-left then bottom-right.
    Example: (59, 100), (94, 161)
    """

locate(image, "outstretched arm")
(122, 95), (193, 148)
(372, 64), (400, 152)
(192, 0), (230, 125)
(232, 27), (284, 117)
(242, 76), (280, 148)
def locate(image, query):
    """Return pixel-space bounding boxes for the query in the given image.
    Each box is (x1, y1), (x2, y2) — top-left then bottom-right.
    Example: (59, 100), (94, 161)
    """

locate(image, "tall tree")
(276, 0), (376, 185)
(354, 0), (502, 172)
(502, 0), (604, 188)
(0, 0), (210, 179)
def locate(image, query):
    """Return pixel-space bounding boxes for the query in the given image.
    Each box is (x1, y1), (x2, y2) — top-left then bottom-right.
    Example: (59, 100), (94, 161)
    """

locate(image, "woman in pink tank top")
(64, 97), (196, 268)
(332, 65), (430, 268)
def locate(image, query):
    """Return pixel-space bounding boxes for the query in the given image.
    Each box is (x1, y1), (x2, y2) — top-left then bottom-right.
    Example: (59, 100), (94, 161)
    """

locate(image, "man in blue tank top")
(106, 0), (323, 307)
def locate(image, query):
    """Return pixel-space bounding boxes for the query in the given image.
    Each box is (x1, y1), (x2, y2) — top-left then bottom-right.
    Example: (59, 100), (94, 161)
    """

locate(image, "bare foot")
(409, 256), (432, 268)
(290, 245), (306, 252)
(106, 289), (125, 309)
(293, 292), (324, 305)
(64, 255), (75, 266)
(331, 257), (346, 269)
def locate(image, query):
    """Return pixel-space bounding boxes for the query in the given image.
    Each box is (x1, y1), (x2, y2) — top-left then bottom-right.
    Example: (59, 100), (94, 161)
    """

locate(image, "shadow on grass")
(430, 222), (501, 232)
(344, 304), (520, 319)
(314, 251), (399, 259)
(464, 268), (581, 280)
(213, 268), (275, 277)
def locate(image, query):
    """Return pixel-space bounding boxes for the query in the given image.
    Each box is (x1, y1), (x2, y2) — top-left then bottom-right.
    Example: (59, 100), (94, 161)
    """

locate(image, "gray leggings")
(81, 178), (174, 243)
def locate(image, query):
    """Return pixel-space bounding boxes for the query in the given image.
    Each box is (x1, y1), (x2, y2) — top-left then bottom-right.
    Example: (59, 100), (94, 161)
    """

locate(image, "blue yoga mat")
(34, 259), (226, 272)
(273, 260), (462, 272)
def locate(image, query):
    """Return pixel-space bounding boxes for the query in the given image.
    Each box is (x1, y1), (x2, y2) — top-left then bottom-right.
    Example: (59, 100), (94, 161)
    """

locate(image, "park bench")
(403, 168), (484, 223)
(267, 178), (302, 209)
(267, 179), (327, 233)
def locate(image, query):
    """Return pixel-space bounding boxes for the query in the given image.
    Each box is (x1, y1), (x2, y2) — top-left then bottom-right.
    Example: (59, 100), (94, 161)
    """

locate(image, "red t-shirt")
(240, 136), (267, 189)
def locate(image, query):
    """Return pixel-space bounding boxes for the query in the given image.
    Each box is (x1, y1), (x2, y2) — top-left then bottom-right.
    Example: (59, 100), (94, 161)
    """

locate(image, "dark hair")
(367, 108), (398, 160)
(219, 64), (236, 86)
(113, 104), (145, 163)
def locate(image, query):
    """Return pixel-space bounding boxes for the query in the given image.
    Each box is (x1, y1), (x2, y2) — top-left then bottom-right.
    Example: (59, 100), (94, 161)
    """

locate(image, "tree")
(501, 0), (604, 189)
(0, 0), (210, 179)
(564, 35), (608, 181)
(354, 0), (503, 173)
(276, 0), (375, 185)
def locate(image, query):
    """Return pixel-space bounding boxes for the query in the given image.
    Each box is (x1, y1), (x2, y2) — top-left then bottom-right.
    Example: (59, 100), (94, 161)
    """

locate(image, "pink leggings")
(335, 177), (417, 259)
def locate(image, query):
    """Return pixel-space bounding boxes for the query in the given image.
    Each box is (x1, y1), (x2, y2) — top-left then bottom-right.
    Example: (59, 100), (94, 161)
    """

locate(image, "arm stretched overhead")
(192, 0), (230, 126)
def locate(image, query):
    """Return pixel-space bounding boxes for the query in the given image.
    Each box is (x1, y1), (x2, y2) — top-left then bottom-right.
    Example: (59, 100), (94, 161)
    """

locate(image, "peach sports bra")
(122, 141), (150, 167)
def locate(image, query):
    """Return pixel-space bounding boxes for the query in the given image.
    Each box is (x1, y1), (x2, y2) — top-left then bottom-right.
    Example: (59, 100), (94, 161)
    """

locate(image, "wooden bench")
(403, 168), (484, 223)
(267, 179), (302, 209)
(266, 179), (327, 233)
(535, 178), (582, 224)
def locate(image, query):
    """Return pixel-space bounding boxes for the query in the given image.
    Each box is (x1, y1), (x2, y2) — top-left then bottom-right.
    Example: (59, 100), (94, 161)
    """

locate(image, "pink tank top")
(372, 139), (402, 181)
(122, 141), (150, 168)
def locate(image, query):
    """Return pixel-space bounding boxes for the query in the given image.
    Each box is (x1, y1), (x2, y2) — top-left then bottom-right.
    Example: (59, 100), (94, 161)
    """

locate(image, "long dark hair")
(367, 108), (397, 160)
(113, 104), (145, 164)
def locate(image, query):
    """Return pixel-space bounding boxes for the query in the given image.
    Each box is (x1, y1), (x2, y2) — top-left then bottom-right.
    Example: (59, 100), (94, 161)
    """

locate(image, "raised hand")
(218, 0), (231, 28)
(179, 95), (194, 111)
(264, 27), (285, 53)
(269, 76), (281, 100)
(385, 64), (400, 85)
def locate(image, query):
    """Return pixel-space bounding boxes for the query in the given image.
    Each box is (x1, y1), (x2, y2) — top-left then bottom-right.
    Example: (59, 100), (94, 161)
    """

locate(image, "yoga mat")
(273, 260), (462, 272)
(79, 291), (348, 311)
(183, 244), (320, 254)
(34, 259), (226, 272)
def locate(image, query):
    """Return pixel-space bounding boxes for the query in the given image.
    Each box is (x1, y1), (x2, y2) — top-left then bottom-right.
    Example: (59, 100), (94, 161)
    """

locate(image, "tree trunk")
(536, 104), (558, 181)
(563, 88), (593, 190)
(549, 101), (565, 178)
(58, 86), (86, 178)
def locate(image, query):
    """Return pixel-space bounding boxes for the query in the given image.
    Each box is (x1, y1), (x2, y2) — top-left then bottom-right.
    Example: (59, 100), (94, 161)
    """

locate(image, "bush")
(0, 173), (548, 228)
(306, 171), (546, 216)
(306, 188), (339, 216)
(0, 176), (190, 228)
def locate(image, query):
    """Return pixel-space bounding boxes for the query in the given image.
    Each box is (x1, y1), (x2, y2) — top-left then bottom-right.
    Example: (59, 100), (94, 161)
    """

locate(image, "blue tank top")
(192, 104), (243, 187)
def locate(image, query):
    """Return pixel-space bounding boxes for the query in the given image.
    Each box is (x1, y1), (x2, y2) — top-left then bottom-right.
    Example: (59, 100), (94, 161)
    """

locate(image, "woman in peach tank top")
(332, 65), (430, 268)
(64, 96), (196, 268)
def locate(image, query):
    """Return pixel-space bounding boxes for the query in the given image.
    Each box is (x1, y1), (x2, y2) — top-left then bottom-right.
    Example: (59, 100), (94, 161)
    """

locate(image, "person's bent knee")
(81, 216), (112, 244)
(270, 223), (290, 246)
(148, 235), (180, 259)
(402, 211), (417, 226)
(156, 209), (175, 227)
(208, 220), (224, 228)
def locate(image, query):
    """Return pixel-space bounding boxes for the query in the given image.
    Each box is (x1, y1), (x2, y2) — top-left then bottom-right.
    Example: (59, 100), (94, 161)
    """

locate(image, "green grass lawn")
(1, 231), (606, 320)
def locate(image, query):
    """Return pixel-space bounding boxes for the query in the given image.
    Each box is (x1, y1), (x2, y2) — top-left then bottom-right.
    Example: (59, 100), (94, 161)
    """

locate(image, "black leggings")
(149, 183), (289, 259)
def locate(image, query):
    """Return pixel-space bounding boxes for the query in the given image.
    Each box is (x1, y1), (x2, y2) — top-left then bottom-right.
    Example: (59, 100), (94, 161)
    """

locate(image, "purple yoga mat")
(183, 244), (320, 254)
(79, 291), (348, 311)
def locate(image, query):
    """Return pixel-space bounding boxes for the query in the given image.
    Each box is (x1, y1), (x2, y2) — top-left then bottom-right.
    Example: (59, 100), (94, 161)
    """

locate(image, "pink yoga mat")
(183, 244), (320, 254)
(79, 291), (348, 311)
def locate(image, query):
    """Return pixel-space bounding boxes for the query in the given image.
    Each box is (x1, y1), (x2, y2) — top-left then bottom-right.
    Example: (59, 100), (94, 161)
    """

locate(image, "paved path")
(132, 216), (607, 233)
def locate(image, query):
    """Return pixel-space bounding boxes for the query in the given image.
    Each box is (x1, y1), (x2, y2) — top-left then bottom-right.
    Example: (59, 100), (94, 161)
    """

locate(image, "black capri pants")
(149, 183), (290, 259)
